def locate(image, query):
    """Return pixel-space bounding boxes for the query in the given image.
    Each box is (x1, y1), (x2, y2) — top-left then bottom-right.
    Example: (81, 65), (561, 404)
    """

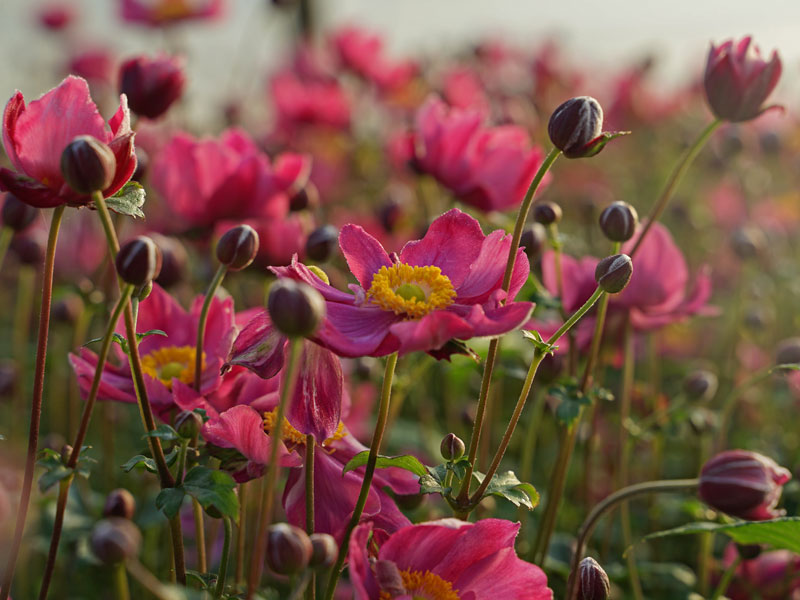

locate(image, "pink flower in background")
(331, 26), (417, 92)
(0, 76), (136, 208)
(269, 208), (533, 358)
(119, 54), (186, 120)
(442, 66), (490, 113)
(66, 48), (117, 88)
(349, 519), (553, 599)
(411, 96), (548, 212)
(719, 544), (800, 600)
(121, 0), (224, 26)
(37, 2), (76, 31)
(270, 70), (351, 135)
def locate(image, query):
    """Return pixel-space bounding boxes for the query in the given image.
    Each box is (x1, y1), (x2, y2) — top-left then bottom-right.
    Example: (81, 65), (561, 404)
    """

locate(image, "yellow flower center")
(262, 408), (347, 450)
(154, 0), (195, 20)
(141, 345), (204, 390)
(367, 264), (456, 319)
(378, 569), (460, 600)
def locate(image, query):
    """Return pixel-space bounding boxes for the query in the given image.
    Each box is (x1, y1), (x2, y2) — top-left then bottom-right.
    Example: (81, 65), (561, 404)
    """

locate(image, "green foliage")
(106, 181), (146, 218)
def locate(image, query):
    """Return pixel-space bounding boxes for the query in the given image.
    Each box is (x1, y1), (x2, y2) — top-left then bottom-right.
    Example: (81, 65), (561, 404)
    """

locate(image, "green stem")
(0, 225), (12, 273)
(126, 559), (179, 600)
(1, 204), (65, 600)
(710, 555), (742, 600)
(113, 562), (131, 600)
(548, 222), (576, 375)
(629, 119), (721, 258)
(456, 147), (560, 506)
(195, 263), (227, 391)
(176, 440), (189, 484)
(215, 517), (233, 599)
(192, 499), (208, 574)
(324, 352), (399, 600)
(247, 338), (304, 599)
(236, 482), (247, 587)
(565, 478), (700, 600)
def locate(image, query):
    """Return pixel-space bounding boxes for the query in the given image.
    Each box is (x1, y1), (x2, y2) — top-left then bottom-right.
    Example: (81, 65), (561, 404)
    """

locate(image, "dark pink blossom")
(0, 76), (136, 208)
(120, 0), (224, 26)
(119, 54), (186, 120)
(270, 70), (351, 136)
(37, 3), (75, 31)
(331, 26), (417, 92)
(349, 518), (553, 599)
(719, 543), (800, 600)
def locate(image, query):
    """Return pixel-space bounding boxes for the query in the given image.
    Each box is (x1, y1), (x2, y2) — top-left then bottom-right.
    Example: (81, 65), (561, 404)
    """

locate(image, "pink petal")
(456, 230), (530, 304)
(2, 91), (25, 171)
(286, 342), (342, 442)
(202, 405), (275, 465)
(0, 168), (64, 208)
(339, 224), (393, 289)
(454, 547), (552, 599)
(316, 302), (400, 358)
(380, 519), (471, 571)
(449, 302), (534, 338)
(271, 255), (359, 304)
(226, 311), (287, 379)
(69, 349), (137, 404)
(388, 310), (474, 355)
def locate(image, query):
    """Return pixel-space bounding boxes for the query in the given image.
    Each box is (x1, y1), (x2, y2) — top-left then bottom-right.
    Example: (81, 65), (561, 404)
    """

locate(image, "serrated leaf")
(145, 424), (179, 442)
(106, 181), (146, 218)
(38, 465), (72, 493)
(522, 330), (558, 354)
(342, 452), (426, 478)
(156, 487), (186, 519)
(644, 517), (800, 554)
(183, 466), (239, 521)
(419, 458), (472, 496)
(121, 447), (178, 473)
(472, 470), (539, 510)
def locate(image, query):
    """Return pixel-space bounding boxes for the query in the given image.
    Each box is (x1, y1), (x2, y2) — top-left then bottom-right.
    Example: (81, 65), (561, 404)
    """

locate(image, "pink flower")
(704, 36), (782, 122)
(349, 518), (553, 599)
(719, 544), (800, 600)
(120, 0), (224, 26)
(412, 96), (548, 212)
(119, 54), (186, 120)
(150, 128), (310, 229)
(0, 76), (136, 208)
(69, 284), (236, 419)
(37, 2), (75, 31)
(66, 48), (117, 88)
(270, 70), (351, 135)
(263, 208), (533, 359)
(331, 26), (417, 92)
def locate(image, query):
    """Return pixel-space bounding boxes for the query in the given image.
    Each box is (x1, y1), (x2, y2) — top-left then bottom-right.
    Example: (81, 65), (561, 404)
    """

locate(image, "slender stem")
(305, 435), (315, 534)
(215, 517), (233, 598)
(324, 352), (399, 600)
(195, 264), (227, 391)
(0, 225), (12, 273)
(456, 147), (560, 505)
(38, 285), (133, 600)
(126, 560), (179, 600)
(710, 555), (742, 600)
(236, 482), (247, 587)
(192, 499), (208, 574)
(113, 563), (131, 600)
(176, 440), (189, 484)
(11, 266), (35, 445)
(247, 338), (304, 599)
(516, 388), (544, 545)
(0, 204), (65, 600)
(565, 478), (700, 600)
(629, 119), (721, 258)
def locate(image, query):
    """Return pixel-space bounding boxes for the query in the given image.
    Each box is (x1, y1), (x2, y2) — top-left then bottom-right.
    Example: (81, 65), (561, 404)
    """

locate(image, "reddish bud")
(174, 410), (202, 439)
(520, 224), (547, 262)
(548, 96), (604, 158)
(289, 183), (319, 212)
(119, 54), (186, 120)
(60, 135), (116, 195)
(305, 225), (338, 262)
(1, 194), (38, 232)
(308, 533), (337, 569)
(266, 523), (312, 575)
(533, 201), (562, 226)
(216, 225), (259, 271)
(576, 557), (610, 600)
(103, 489), (136, 520)
(683, 370), (718, 401)
(11, 235), (44, 265)
(267, 279), (326, 338)
(440, 433), (465, 461)
(150, 233), (187, 288)
(599, 201), (638, 242)
(594, 254), (633, 294)
(115, 236), (162, 287)
(90, 518), (142, 564)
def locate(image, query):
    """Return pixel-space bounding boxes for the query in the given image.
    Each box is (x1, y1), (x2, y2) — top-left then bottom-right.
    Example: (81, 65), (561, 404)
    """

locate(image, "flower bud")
(119, 54), (186, 120)
(136, 280), (154, 301)
(594, 254), (633, 294)
(537, 352), (564, 384)
(266, 523), (312, 575)
(305, 225), (338, 262)
(532, 201), (562, 226)
(759, 131), (781, 156)
(289, 183), (319, 212)
(103, 488), (136, 520)
(576, 557), (610, 600)
(11, 235), (44, 265)
(730, 227), (764, 260)
(688, 407), (718, 436)
(60, 444), (74, 464)
(683, 370), (719, 402)
(150, 233), (187, 288)
(440, 433), (465, 461)
(90, 517), (142, 564)
(548, 96), (603, 158)
(699, 450), (791, 520)
(308, 533), (337, 569)
(1, 194), (38, 232)
(394, 492), (425, 511)
(53, 293), (84, 325)
(520, 224), (547, 262)
(776, 338), (800, 366)
(736, 543), (763, 560)
(599, 201), (639, 242)
(216, 225), (259, 271)
(174, 410), (202, 439)
(60, 135), (116, 195)
(132, 147), (150, 182)
(115, 236), (162, 287)
(379, 198), (403, 232)
(267, 279), (326, 338)
(0, 362), (17, 398)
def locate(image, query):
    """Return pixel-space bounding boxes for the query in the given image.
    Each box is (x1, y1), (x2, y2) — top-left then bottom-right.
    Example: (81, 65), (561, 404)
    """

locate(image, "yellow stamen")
(262, 408), (347, 450)
(378, 569), (460, 600)
(141, 345), (204, 390)
(367, 264), (456, 319)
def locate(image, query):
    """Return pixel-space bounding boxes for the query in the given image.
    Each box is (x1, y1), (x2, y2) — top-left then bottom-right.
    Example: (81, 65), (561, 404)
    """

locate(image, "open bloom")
(704, 36), (782, 122)
(349, 518), (553, 599)
(411, 96), (548, 212)
(263, 208), (533, 358)
(0, 76), (136, 208)
(331, 26), (417, 92)
(119, 54), (186, 120)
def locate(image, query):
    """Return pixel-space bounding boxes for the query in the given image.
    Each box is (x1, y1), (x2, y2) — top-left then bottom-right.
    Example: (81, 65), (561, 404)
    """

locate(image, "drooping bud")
(683, 370), (719, 402)
(308, 533), (338, 569)
(576, 557), (611, 600)
(266, 523), (312, 575)
(305, 225), (339, 262)
(776, 338), (800, 366)
(594, 254), (633, 294)
(174, 410), (203, 439)
(267, 279), (326, 338)
(599, 201), (639, 242)
(103, 489), (136, 520)
(60, 135), (116, 195)
(532, 201), (562, 226)
(119, 54), (186, 120)
(440, 433), (465, 461)
(216, 225), (259, 271)
(699, 450), (791, 520)
(90, 517), (142, 564)
(289, 183), (319, 212)
(520, 224), (547, 262)
(1, 194), (38, 232)
(548, 96), (604, 158)
(115, 236), (162, 288)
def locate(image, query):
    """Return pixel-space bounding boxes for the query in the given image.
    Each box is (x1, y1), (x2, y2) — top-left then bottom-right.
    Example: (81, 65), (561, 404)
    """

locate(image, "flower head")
(119, 54), (186, 120)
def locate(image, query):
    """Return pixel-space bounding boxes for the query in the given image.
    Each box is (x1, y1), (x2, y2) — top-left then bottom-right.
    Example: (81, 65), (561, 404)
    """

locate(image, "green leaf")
(522, 330), (558, 355)
(550, 379), (592, 427)
(644, 517), (800, 554)
(121, 447), (178, 473)
(183, 466), (239, 521)
(342, 452), (427, 478)
(38, 464), (73, 493)
(472, 470), (539, 510)
(145, 424), (180, 442)
(418, 458), (471, 496)
(106, 181), (146, 218)
(137, 329), (168, 342)
(156, 487), (186, 519)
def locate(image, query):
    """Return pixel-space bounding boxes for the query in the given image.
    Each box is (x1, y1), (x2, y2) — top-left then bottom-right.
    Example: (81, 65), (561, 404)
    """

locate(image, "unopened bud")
(379, 198), (402, 232)
(267, 279), (326, 338)
(532, 201), (562, 226)
(2, 194), (38, 231)
(577, 557), (610, 600)
(53, 294), (84, 324)
(103, 489), (136, 520)
(688, 407), (718, 435)
(266, 523), (312, 575)
(308, 533), (337, 569)
(594, 254), (633, 294)
(537, 352), (564, 384)
(119, 54), (186, 120)
(151, 233), (187, 288)
(90, 517), (142, 564)
(289, 183), (319, 212)
(115, 236), (162, 287)
(216, 225), (259, 271)
(440, 433), (465, 461)
(736, 543), (762, 560)
(776, 338), (800, 366)
(174, 410), (202, 439)
(599, 201), (639, 242)
(60, 444), (74, 464)
(520, 224), (547, 262)
(548, 96), (604, 158)
(683, 370), (719, 402)
(305, 225), (338, 262)
(730, 227), (764, 260)
(12, 235), (44, 265)
(60, 135), (116, 195)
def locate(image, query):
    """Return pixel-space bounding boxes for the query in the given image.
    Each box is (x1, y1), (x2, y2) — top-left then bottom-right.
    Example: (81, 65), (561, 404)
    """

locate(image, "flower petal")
(388, 310), (474, 355)
(225, 310), (287, 379)
(286, 341), (342, 441)
(339, 224), (393, 289)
